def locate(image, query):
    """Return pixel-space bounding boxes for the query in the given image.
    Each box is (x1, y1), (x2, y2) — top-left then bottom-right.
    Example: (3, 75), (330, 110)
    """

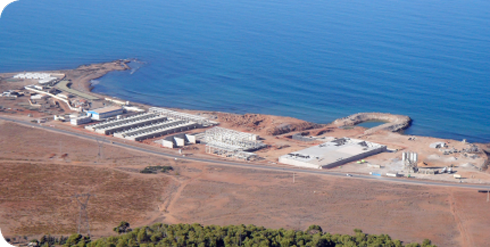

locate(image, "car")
(346, 174), (353, 177)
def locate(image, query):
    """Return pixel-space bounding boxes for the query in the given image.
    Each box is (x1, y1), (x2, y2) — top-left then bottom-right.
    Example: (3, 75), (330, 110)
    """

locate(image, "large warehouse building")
(278, 138), (386, 169)
(85, 113), (168, 134)
(86, 106), (124, 120)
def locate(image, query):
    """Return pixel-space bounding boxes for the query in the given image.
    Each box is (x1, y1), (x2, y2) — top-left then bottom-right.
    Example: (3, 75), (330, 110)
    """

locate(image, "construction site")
(201, 127), (266, 160)
(84, 108), (267, 161)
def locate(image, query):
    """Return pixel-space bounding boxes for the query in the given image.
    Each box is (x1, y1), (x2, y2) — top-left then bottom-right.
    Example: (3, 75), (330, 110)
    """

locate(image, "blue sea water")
(0, 0), (489, 142)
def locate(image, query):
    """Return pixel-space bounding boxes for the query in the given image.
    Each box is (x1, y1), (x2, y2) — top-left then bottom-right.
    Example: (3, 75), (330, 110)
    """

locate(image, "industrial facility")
(278, 138), (387, 169)
(85, 107), (213, 142)
(14, 73), (59, 84)
(85, 113), (168, 134)
(149, 107), (215, 126)
(203, 127), (265, 160)
(113, 120), (199, 141)
(86, 106), (124, 120)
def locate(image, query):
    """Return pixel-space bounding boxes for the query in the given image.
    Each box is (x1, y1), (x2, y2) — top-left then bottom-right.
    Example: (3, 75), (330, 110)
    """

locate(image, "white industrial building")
(157, 133), (197, 148)
(84, 108), (213, 142)
(85, 113), (168, 134)
(30, 94), (50, 100)
(113, 120), (198, 141)
(278, 138), (387, 169)
(70, 115), (92, 125)
(149, 107), (217, 126)
(14, 73), (58, 84)
(113, 120), (199, 141)
(86, 106), (124, 120)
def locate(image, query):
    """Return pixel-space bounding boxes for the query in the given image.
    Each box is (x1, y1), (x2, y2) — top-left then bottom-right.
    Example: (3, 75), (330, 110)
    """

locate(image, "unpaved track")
(448, 190), (474, 247)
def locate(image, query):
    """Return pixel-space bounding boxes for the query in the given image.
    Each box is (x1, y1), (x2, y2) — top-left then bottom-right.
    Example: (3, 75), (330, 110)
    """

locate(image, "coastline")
(1, 61), (490, 246)
(78, 61), (432, 141)
(3, 59), (488, 145)
(65, 59), (131, 93)
(3, 59), (488, 178)
(65, 61), (490, 174)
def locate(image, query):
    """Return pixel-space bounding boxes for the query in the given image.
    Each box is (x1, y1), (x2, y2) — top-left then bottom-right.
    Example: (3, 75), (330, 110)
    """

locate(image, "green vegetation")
(39, 235), (69, 246)
(113, 221), (133, 234)
(140, 166), (173, 174)
(43, 223), (436, 247)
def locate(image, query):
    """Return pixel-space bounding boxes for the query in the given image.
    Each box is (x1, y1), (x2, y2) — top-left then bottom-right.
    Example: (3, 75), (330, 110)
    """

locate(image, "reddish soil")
(1, 121), (490, 246)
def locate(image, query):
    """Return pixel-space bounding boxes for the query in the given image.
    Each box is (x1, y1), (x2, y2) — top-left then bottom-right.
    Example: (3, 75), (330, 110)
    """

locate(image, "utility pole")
(96, 139), (103, 163)
(477, 190), (490, 203)
(72, 193), (96, 237)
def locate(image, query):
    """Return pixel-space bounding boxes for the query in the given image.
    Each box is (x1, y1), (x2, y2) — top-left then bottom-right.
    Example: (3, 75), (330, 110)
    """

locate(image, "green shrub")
(140, 166), (173, 174)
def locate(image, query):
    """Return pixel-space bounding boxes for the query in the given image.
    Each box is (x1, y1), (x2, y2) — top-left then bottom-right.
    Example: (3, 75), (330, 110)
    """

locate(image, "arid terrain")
(1, 121), (490, 246)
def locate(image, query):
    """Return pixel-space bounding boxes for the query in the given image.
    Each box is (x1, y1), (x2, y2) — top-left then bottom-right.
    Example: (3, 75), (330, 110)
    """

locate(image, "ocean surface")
(1, 0), (489, 142)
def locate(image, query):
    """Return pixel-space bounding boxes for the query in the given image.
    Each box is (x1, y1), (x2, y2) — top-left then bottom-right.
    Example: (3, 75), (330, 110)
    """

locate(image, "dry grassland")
(0, 163), (168, 236)
(0, 121), (171, 237)
(1, 121), (490, 247)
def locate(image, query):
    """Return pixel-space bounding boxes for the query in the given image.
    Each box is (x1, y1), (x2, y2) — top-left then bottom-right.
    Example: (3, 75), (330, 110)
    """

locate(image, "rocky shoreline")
(332, 112), (412, 134)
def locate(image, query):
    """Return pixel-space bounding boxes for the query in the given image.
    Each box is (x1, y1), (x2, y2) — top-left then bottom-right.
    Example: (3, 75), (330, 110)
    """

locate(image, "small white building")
(157, 133), (197, 148)
(2, 91), (18, 98)
(57, 93), (71, 99)
(33, 85), (45, 90)
(30, 94), (50, 100)
(54, 115), (67, 122)
(429, 142), (447, 149)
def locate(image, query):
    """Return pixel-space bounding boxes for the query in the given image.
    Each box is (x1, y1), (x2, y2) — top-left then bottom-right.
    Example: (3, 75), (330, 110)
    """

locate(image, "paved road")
(2, 115), (490, 190)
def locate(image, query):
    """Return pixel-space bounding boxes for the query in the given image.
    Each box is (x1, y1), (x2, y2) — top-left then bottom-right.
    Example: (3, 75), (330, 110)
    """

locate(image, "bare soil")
(1, 121), (490, 246)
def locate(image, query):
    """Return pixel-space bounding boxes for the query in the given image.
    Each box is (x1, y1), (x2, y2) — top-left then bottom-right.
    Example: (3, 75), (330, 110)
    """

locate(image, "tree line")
(29, 222), (436, 247)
